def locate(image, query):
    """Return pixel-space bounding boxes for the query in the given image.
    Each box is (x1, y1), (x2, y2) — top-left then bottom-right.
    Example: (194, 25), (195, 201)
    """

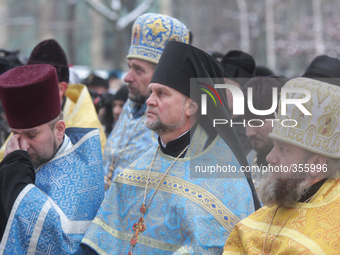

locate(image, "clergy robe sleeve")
(222, 225), (247, 254)
(0, 129), (104, 254)
(0, 150), (35, 240)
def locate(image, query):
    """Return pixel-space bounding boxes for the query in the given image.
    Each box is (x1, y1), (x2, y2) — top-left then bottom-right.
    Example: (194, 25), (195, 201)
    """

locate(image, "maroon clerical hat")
(27, 39), (69, 83)
(0, 64), (61, 129)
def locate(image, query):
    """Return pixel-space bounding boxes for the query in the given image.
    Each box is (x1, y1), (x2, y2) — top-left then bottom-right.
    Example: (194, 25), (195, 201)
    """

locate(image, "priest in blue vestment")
(103, 13), (191, 190)
(0, 64), (104, 254)
(82, 41), (260, 254)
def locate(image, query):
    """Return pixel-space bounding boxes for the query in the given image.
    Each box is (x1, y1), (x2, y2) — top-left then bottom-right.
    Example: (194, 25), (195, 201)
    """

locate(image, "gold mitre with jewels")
(269, 77), (340, 158)
(126, 13), (190, 64)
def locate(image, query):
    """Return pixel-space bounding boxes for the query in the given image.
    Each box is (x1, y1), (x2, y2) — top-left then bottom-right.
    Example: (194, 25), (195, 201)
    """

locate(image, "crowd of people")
(0, 12), (340, 254)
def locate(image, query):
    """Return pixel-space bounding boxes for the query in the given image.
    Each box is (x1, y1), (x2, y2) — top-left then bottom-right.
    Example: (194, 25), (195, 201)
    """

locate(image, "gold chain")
(128, 143), (189, 255)
(143, 144), (189, 209)
(261, 194), (315, 254)
(104, 110), (146, 190)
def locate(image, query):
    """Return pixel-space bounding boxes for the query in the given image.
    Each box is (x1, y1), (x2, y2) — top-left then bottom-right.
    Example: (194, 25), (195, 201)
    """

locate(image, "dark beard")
(33, 139), (59, 168)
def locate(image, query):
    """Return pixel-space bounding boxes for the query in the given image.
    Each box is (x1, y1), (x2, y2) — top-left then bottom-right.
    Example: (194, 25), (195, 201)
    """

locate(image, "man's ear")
(185, 99), (198, 117)
(58, 82), (68, 102)
(307, 154), (327, 177)
(54, 120), (66, 141)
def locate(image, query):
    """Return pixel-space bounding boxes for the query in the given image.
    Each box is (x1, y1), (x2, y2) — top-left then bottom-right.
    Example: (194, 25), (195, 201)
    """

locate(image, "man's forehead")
(224, 78), (241, 88)
(148, 83), (177, 93)
(113, 99), (126, 105)
(149, 83), (167, 89)
(11, 124), (47, 134)
(272, 138), (304, 151)
(127, 58), (153, 68)
(273, 138), (289, 146)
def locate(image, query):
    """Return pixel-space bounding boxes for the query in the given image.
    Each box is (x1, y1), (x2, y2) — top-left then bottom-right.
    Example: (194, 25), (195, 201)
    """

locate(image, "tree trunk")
(0, 0), (9, 48)
(112, 0), (136, 70)
(160, 0), (172, 16)
(90, 4), (105, 68)
(265, 0), (276, 72)
(67, 2), (76, 64)
(39, 0), (54, 40)
(237, 0), (250, 53)
(312, 0), (324, 55)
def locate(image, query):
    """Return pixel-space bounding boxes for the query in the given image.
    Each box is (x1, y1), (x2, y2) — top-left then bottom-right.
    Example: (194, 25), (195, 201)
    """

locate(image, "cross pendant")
(128, 205), (148, 254)
(130, 217), (146, 247)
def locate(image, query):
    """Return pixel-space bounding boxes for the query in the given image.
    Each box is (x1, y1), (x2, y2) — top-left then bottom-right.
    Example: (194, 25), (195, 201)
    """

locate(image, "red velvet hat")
(0, 64), (61, 129)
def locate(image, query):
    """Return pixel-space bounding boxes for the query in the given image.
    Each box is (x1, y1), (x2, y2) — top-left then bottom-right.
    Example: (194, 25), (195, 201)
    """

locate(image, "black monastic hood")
(151, 41), (261, 210)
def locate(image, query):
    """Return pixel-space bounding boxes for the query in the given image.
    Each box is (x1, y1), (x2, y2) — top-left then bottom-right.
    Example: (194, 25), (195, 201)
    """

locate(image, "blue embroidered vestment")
(82, 125), (255, 254)
(0, 128), (104, 254)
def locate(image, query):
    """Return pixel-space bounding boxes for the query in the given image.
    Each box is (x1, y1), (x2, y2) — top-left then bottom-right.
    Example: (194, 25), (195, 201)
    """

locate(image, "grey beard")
(145, 118), (180, 135)
(128, 92), (147, 105)
(257, 176), (311, 208)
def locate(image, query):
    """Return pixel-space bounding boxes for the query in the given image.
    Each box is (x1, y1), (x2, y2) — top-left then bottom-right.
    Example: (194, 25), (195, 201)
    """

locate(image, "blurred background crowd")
(0, 0), (339, 146)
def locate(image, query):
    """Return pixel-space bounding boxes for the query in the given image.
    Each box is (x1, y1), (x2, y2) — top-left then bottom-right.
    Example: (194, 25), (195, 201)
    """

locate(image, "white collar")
(161, 129), (190, 148)
(54, 134), (72, 158)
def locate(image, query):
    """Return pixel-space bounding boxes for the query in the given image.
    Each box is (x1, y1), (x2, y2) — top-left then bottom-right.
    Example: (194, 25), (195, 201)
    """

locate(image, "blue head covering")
(127, 13), (190, 64)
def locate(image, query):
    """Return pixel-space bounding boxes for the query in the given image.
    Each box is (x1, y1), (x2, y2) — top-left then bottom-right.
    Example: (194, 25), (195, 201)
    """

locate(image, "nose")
(19, 138), (30, 151)
(246, 125), (256, 137)
(124, 69), (134, 83)
(146, 92), (157, 107)
(266, 146), (278, 165)
(113, 105), (121, 116)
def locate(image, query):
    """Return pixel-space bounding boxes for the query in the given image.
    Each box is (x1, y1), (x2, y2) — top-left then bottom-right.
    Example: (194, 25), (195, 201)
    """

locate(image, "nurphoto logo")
(198, 82), (311, 128)
(196, 82), (222, 114)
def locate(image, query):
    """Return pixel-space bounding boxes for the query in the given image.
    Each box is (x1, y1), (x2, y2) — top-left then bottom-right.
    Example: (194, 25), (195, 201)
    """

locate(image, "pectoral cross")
(131, 217), (146, 244)
(128, 216), (146, 255)
(128, 204), (148, 254)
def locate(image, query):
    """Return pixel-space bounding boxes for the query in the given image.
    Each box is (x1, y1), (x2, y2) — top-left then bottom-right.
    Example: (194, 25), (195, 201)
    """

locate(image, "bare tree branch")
(86, 0), (118, 20)
(0, 17), (35, 26)
(116, 0), (154, 29)
(68, 0), (79, 5)
(0, 17), (78, 29)
(110, 0), (121, 11)
(86, 0), (153, 30)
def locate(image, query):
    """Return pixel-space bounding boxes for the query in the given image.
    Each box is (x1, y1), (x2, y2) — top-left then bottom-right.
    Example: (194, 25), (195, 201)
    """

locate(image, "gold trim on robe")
(223, 177), (340, 254)
(84, 217), (183, 252)
(115, 168), (240, 233)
